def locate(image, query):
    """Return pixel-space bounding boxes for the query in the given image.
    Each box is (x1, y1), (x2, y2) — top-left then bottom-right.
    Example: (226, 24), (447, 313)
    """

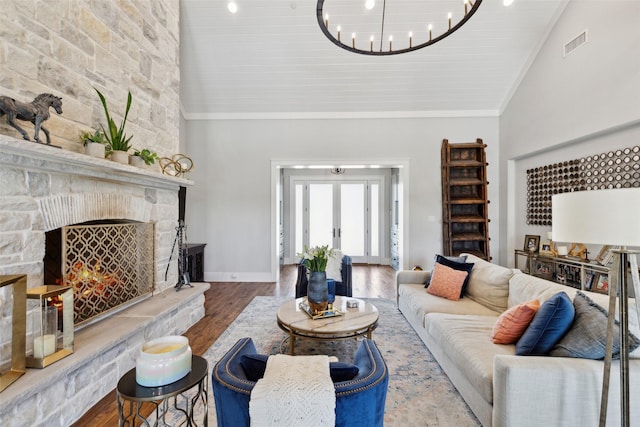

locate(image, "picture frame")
(539, 240), (554, 256)
(533, 259), (553, 279)
(594, 273), (609, 293)
(585, 271), (596, 291)
(524, 234), (541, 252)
(594, 245), (611, 265)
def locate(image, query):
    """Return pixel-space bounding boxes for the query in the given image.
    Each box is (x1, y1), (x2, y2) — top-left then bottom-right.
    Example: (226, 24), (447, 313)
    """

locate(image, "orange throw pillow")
(426, 262), (468, 301)
(491, 300), (541, 344)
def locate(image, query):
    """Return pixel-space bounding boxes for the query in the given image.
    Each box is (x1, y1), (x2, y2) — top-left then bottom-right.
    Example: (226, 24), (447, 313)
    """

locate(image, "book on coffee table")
(298, 300), (344, 320)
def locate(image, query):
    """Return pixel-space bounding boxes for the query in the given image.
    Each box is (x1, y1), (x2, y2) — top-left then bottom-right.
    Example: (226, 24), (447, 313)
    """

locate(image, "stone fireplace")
(0, 135), (207, 426)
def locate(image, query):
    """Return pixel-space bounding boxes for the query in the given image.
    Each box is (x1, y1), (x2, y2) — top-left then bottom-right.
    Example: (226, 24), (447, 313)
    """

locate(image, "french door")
(293, 180), (381, 264)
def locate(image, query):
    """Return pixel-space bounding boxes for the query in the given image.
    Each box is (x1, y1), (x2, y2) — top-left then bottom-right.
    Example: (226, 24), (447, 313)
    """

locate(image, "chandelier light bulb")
(448, 12), (452, 30)
(337, 26), (341, 42)
(408, 31), (413, 48)
(365, 0), (375, 10)
(227, 1), (238, 14)
(325, 13), (329, 27)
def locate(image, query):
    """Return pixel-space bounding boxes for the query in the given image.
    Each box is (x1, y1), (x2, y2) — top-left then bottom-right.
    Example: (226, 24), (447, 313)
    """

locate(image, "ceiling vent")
(563, 30), (588, 57)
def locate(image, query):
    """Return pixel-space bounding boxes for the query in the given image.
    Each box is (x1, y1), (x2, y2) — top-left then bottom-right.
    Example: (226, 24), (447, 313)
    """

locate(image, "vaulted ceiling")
(180, 0), (567, 119)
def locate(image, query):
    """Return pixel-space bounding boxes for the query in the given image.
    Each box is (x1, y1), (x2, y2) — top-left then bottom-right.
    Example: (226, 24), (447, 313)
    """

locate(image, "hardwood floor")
(72, 264), (396, 426)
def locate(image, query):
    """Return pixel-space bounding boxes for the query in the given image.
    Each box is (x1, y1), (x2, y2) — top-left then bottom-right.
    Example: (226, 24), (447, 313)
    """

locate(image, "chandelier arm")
(379, 0), (387, 53)
(316, 0), (483, 56)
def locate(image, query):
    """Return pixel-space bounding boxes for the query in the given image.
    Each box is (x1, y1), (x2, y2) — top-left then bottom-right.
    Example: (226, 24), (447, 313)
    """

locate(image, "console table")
(514, 249), (610, 293)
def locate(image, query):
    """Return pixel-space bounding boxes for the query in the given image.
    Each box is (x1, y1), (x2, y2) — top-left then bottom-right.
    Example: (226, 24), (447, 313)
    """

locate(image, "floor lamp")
(552, 188), (640, 427)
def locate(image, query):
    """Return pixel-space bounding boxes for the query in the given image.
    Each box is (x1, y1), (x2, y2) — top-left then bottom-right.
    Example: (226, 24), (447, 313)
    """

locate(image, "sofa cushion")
(462, 254), (515, 313)
(508, 273), (575, 308)
(427, 263), (469, 301)
(550, 291), (640, 359)
(241, 354), (359, 382)
(516, 292), (575, 356)
(425, 313), (515, 404)
(398, 283), (501, 329)
(424, 254), (468, 288)
(492, 299), (540, 345)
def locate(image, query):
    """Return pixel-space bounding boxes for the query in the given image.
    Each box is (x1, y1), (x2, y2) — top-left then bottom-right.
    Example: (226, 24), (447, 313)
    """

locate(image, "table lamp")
(552, 188), (640, 427)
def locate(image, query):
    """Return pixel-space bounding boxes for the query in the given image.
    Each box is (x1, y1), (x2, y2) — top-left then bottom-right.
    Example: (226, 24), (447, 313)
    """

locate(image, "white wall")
(499, 0), (640, 265)
(185, 116), (499, 281)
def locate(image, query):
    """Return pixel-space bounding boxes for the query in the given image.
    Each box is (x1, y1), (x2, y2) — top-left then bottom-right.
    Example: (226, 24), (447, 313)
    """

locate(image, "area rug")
(159, 297), (481, 426)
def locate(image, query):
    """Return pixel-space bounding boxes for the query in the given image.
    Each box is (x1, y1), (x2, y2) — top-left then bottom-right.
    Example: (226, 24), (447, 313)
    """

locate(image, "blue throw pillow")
(240, 354), (359, 382)
(240, 353), (269, 381)
(515, 292), (575, 356)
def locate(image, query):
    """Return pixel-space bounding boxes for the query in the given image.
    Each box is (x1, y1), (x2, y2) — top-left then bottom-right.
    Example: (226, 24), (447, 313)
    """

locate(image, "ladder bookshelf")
(441, 138), (491, 260)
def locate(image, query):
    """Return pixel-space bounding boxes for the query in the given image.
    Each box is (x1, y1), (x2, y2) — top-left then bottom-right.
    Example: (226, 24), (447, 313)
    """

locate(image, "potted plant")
(80, 128), (110, 159)
(95, 87), (133, 164)
(130, 148), (159, 168)
(297, 245), (335, 314)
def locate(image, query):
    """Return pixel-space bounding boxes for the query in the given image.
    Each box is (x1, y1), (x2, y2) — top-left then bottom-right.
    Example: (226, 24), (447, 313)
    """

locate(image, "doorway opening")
(271, 161), (409, 282)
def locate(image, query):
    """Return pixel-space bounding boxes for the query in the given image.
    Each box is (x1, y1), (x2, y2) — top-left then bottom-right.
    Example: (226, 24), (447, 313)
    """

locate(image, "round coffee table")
(277, 296), (379, 355)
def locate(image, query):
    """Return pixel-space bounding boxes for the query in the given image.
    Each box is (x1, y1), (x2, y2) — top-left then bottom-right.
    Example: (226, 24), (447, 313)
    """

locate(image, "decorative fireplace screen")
(61, 222), (154, 327)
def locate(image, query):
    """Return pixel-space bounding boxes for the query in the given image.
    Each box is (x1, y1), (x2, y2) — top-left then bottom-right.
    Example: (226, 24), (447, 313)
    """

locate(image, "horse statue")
(0, 93), (63, 145)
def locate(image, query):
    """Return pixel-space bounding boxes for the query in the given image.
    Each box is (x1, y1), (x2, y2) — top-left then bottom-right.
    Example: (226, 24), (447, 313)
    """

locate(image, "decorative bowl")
(136, 335), (192, 387)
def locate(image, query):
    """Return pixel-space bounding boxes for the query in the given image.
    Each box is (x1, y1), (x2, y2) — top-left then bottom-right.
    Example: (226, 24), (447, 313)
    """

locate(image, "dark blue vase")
(307, 271), (328, 314)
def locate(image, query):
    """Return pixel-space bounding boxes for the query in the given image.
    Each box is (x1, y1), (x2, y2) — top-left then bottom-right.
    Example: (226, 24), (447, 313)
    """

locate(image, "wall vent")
(563, 30), (588, 57)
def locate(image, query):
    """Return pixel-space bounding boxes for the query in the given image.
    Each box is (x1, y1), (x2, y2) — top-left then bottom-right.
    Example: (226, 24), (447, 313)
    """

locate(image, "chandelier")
(316, 0), (483, 56)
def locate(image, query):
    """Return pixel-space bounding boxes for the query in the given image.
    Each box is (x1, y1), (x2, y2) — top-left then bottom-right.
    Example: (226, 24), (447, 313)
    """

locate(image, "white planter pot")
(129, 156), (146, 168)
(110, 150), (130, 164)
(84, 142), (105, 159)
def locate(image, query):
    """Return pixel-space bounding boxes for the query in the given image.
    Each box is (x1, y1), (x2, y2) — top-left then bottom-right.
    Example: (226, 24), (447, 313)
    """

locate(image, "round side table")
(116, 355), (208, 426)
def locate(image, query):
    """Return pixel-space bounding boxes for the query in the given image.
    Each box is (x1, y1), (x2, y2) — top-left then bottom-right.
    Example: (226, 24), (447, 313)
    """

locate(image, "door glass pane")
(340, 183), (365, 256)
(309, 184), (333, 248)
(295, 184), (304, 256)
(370, 183), (379, 257)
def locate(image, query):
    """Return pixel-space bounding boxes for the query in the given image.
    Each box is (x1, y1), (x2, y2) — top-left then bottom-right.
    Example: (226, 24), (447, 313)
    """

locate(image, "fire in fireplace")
(45, 221), (154, 328)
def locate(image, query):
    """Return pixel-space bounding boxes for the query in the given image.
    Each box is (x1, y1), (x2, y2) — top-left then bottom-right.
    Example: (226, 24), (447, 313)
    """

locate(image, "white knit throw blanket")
(249, 354), (336, 427)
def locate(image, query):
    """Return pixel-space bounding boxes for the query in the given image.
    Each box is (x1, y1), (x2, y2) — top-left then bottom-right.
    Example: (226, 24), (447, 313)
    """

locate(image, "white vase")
(129, 156), (146, 168)
(110, 150), (130, 164)
(84, 142), (105, 159)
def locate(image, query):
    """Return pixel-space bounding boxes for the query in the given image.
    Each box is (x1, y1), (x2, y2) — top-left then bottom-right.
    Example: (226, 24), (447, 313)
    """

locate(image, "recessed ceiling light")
(365, 0), (375, 10)
(227, 2), (238, 14)
(503, 0), (514, 6)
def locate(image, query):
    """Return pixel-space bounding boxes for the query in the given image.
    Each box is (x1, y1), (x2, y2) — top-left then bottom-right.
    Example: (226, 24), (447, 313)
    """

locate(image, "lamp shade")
(551, 188), (640, 246)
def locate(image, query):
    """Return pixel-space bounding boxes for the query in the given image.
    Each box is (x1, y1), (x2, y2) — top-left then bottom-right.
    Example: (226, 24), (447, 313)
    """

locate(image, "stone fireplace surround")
(0, 135), (207, 426)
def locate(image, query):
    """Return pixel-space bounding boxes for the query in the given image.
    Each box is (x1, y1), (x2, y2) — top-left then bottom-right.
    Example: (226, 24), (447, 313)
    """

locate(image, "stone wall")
(0, 0), (180, 155)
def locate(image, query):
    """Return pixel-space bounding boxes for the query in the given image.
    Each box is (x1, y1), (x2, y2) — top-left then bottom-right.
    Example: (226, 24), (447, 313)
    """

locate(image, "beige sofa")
(396, 253), (640, 427)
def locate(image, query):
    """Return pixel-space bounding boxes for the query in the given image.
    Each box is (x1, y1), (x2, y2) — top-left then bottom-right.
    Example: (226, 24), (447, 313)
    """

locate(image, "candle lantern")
(26, 285), (74, 368)
(0, 275), (26, 393)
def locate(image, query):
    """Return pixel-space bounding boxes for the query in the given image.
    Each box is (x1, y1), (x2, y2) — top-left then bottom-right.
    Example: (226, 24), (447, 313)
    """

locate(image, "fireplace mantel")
(0, 135), (193, 191)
